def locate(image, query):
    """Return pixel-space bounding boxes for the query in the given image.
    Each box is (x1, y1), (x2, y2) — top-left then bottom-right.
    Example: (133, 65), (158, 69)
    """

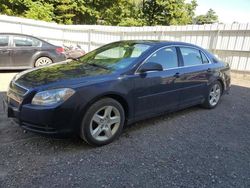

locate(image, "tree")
(52, 0), (76, 24)
(0, 0), (218, 26)
(141, 0), (198, 26)
(101, 0), (144, 26)
(0, 0), (27, 16)
(194, 8), (218, 24)
(25, 1), (54, 22)
(0, 0), (54, 22)
(186, 0), (198, 24)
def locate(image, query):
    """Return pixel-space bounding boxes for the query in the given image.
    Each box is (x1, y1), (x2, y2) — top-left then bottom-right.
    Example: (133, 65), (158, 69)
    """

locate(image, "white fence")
(0, 15), (250, 71)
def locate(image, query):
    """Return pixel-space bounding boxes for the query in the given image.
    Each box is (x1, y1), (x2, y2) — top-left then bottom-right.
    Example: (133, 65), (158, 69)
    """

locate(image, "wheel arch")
(79, 92), (130, 123)
(217, 78), (225, 94)
(32, 53), (54, 67)
(208, 75), (225, 95)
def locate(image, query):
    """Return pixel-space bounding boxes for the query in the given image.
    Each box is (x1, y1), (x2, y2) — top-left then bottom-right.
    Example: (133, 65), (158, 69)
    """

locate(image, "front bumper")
(3, 95), (78, 136)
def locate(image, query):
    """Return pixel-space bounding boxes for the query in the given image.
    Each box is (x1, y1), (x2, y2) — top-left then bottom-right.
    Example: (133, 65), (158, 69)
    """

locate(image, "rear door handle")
(207, 68), (212, 73)
(174, 72), (180, 78)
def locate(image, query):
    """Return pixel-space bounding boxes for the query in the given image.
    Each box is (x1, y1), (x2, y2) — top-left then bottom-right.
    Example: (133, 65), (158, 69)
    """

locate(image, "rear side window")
(13, 36), (42, 47)
(0, 36), (9, 47)
(180, 47), (203, 66)
(145, 47), (178, 69)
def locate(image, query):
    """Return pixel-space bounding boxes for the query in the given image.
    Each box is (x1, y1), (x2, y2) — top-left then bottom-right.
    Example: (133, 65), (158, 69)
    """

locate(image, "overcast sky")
(194, 0), (250, 23)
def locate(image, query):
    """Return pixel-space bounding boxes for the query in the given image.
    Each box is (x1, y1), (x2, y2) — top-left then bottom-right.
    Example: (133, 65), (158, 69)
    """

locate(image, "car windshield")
(79, 42), (151, 71)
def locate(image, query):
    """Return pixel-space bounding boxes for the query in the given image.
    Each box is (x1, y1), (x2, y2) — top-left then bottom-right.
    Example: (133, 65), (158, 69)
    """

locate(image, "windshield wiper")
(88, 63), (110, 70)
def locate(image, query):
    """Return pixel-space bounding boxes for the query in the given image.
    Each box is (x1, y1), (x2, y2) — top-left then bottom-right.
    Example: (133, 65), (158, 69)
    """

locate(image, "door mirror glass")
(139, 62), (163, 73)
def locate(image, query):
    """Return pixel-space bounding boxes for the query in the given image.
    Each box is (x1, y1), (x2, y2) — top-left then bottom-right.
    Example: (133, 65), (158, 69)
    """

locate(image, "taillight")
(56, 47), (64, 53)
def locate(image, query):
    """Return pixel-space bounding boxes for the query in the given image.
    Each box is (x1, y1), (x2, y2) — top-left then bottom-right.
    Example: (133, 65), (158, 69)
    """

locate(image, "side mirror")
(139, 62), (163, 73)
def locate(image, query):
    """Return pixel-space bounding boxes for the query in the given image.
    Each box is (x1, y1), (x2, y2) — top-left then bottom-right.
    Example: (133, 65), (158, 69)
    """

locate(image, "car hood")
(13, 60), (114, 89)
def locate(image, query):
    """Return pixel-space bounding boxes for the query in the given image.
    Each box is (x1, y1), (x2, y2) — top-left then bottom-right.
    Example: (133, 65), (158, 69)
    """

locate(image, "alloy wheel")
(209, 84), (221, 106)
(90, 106), (121, 142)
(35, 57), (52, 67)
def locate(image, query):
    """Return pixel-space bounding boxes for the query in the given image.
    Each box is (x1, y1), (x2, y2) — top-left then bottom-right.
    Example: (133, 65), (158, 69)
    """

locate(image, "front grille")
(7, 81), (29, 106)
(9, 81), (28, 96)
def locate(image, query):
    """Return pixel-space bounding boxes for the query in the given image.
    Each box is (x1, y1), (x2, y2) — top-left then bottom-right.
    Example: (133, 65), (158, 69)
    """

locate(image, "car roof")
(113, 40), (212, 59)
(0, 33), (51, 45)
(113, 40), (203, 49)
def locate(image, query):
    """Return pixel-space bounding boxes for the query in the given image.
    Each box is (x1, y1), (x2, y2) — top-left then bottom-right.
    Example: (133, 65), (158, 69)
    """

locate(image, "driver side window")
(145, 47), (178, 70)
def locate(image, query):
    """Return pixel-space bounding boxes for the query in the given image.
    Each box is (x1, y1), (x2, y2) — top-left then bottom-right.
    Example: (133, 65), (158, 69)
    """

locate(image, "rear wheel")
(34, 57), (53, 67)
(202, 81), (222, 109)
(80, 98), (125, 146)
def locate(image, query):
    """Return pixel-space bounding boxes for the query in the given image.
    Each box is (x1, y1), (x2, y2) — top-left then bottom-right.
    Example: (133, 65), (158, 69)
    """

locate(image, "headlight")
(32, 88), (75, 106)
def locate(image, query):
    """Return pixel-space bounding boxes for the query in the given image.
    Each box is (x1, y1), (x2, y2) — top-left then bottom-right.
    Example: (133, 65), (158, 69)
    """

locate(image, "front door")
(0, 35), (12, 68)
(133, 47), (181, 118)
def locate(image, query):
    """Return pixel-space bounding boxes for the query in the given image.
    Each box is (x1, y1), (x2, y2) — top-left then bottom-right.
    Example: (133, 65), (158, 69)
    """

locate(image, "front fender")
(69, 79), (134, 131)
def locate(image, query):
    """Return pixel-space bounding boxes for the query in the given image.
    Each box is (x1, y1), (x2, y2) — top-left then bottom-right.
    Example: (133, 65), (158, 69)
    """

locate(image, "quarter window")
(180, 47), (203, 66)
(13, 36), (42, 47)
(200, 51), (209, 64)
(145, 47), (178, 69)
(0, 36), (9, 47)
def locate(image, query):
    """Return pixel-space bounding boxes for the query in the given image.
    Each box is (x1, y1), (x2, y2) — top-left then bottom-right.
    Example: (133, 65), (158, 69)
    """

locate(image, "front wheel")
(202, 81), (222, 109)
(80, 98), (125, 146)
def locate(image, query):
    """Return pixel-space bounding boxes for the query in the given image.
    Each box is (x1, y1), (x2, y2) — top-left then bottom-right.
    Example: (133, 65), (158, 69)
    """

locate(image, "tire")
(202, 81), (222, 109)
(34, 57), (53, 67)
(80, 98), (125, 146)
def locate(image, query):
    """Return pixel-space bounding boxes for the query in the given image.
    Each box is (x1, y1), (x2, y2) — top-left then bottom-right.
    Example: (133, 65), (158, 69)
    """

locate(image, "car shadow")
(0, 83), (249, 150)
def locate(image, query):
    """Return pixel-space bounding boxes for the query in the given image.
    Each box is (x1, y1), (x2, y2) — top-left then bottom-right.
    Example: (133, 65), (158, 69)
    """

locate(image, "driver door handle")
(1, 50), (10, 54)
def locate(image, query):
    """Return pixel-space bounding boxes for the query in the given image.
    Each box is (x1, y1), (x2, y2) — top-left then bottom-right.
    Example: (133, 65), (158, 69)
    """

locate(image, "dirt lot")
(0, 71), (250, 187)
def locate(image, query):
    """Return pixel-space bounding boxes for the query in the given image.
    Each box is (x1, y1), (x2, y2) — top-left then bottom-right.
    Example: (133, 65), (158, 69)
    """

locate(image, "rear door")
(12, 35), (42, 67)
(177, 46), (212, 107)
(0, 35), (12, 68)
(133, 47), (181, 118)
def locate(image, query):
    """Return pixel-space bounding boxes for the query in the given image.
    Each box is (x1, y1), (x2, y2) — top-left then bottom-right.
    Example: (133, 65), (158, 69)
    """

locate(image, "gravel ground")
(0, 72), (250, 188)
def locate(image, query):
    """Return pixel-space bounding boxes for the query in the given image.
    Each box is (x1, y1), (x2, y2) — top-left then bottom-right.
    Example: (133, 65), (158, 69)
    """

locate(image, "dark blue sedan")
(4, 41), (231, 146)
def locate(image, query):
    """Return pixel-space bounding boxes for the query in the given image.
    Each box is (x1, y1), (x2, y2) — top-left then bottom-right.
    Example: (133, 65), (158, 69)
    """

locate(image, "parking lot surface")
(0, 72), (250, 187)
